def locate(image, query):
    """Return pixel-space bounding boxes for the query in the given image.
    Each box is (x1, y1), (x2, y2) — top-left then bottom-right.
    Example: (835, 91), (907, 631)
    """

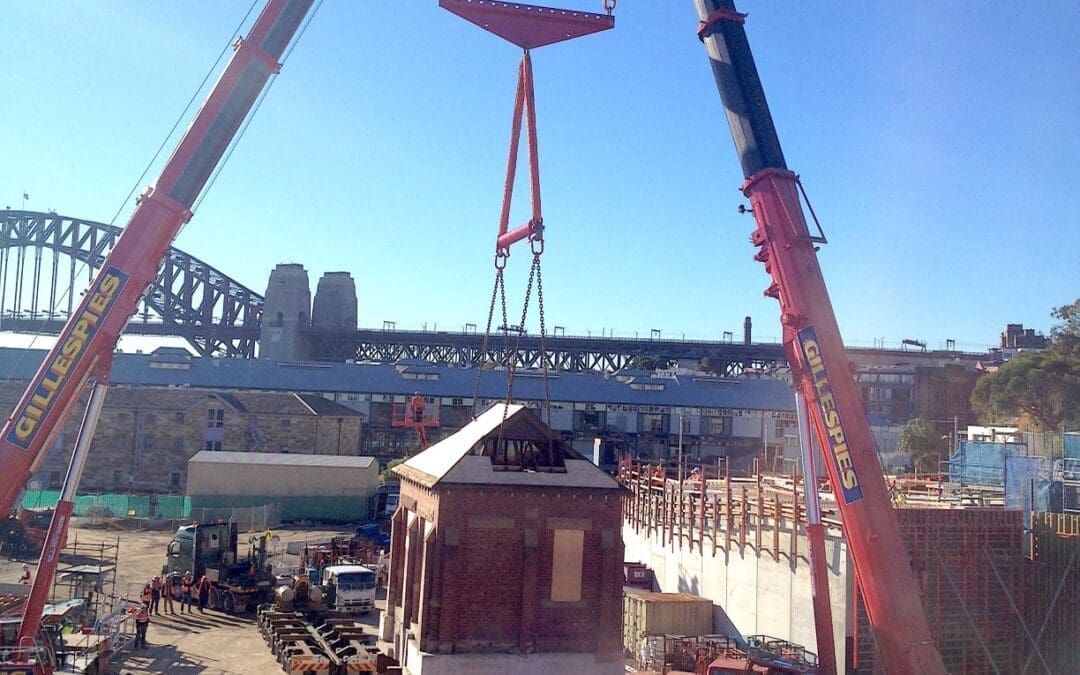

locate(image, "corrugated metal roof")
(188, 450), (375, 468)
(0, 347), (795, 412)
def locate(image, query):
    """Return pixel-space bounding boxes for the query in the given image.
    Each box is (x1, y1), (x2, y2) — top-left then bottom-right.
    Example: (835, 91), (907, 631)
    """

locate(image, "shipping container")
(623, 589), (713, 655)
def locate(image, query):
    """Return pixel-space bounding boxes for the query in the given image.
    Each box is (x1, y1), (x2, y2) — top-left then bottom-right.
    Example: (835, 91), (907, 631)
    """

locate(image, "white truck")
(321, 564), (377, 614)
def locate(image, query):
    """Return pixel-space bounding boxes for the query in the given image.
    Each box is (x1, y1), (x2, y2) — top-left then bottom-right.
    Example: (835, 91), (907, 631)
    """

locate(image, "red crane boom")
(0, 0), (314, 521)
(693, 1), (947, 672)
(0, 1), (314, 667)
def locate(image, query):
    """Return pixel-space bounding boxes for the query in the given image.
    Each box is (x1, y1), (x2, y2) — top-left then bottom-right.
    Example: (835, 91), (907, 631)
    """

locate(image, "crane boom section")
(694, 1), (946, 672)
(0, 0), (314, 520)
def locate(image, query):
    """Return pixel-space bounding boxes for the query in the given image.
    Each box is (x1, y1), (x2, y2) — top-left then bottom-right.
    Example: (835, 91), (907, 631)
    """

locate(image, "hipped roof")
(394, 403), (621, 491)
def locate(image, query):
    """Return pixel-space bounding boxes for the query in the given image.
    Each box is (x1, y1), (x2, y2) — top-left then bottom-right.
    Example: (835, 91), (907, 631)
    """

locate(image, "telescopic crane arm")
(0, 0), (314, 522)
(693, 2), (946, 673)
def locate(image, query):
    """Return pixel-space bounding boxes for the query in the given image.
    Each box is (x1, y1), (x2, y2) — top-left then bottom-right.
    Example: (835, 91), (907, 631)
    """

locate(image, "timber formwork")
(1026, 512), (1080, 673)
(853, 509), (1026, 674)
(618, 458), (842, 562)
(616, 460), (1032, 674)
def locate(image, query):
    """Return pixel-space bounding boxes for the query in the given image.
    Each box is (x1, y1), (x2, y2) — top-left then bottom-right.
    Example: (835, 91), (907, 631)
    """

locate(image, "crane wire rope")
(1, 0), (261, 386)
(192, 0), (325, 215)
(3, 0), (322, 387)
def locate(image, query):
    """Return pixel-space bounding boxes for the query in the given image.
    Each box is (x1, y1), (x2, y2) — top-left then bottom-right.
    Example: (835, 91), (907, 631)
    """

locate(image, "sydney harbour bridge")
(0, 210), (972, 375)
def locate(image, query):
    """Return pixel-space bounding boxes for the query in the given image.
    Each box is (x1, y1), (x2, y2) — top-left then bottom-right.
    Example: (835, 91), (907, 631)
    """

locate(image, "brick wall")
(392, 479), (624, 658)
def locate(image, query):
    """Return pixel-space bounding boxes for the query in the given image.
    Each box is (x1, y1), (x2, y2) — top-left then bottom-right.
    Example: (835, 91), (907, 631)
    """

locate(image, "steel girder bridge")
(0, 210), (261, 356)
(305, 328), (787, 376)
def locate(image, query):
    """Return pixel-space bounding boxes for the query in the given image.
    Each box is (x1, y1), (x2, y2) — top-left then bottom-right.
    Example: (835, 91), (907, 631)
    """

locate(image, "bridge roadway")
(305, 327), (787, 375)
(303, 327), (981, 375)
(0, 319), (982, 375)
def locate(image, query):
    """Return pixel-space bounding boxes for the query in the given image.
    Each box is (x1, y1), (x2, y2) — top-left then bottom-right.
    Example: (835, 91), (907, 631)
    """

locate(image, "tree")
(971, 298), (1080, 431)
(1051, 298), (1080, 341)
(971, 348), (1080, 431)
(898, 417), (947, 473)
(627, 356), (674, 371)
(380, 457), (408, 484)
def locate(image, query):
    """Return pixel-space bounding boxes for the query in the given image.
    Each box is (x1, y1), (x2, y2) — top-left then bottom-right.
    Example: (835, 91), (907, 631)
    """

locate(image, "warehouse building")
(187, 451), (379, 522)
(0, 346), (797, 494)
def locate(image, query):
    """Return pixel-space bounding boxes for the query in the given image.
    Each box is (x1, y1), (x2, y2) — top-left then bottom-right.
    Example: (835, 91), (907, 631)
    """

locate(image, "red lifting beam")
(439, 0), (614, 50)
(440, 0), (614, 259)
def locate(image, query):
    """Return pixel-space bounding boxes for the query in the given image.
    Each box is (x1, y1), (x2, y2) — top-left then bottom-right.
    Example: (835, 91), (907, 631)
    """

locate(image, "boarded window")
(550, 529), (584, 602)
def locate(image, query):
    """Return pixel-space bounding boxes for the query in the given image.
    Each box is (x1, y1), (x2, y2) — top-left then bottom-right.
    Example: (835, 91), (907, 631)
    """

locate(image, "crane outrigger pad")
(439, 0), (613, 49)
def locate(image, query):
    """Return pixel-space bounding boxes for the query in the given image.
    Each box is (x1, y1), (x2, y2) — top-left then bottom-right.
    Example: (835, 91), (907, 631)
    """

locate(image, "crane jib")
(797, 325), (864, 504)
(6, 266), (130, 449)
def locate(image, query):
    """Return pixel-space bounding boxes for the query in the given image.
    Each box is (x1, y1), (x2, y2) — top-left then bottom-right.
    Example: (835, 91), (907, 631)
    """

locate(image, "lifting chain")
(534, 254), (551, 427)
(471, 265), (506, 419)
(498, 255), (538, 444)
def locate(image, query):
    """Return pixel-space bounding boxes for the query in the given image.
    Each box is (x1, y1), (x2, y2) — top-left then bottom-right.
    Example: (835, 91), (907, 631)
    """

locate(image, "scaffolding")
(49, 532), (119, 628)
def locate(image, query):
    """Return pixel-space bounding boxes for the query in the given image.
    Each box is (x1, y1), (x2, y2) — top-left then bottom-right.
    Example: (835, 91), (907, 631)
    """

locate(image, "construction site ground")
(0, 522), (384, 675)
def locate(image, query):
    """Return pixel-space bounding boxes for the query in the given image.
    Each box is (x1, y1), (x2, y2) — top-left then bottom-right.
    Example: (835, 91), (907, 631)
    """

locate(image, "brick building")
(383, 404), (625, 674)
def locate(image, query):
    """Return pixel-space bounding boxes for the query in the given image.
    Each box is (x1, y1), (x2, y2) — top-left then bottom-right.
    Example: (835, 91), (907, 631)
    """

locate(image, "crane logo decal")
(7, 267), (129, 449)
(798, 326), (864, 504)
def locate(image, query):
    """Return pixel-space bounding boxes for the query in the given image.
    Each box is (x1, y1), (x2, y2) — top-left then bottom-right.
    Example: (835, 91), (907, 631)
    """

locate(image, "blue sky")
(2, 1), (1077, 353)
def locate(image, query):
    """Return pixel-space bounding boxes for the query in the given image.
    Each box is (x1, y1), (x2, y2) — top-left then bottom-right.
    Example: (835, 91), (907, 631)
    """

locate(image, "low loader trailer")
(257, 607), (385, 674)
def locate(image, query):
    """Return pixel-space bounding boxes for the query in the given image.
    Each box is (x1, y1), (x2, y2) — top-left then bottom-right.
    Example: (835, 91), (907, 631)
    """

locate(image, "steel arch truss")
(0, 210), (263, 356)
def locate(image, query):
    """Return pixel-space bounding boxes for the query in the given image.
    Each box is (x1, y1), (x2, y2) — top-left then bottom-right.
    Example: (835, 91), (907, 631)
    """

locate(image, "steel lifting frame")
(439, 0), (615, 259)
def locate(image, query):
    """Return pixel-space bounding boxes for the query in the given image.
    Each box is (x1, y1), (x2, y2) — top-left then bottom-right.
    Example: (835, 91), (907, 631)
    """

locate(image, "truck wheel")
(208, 587), (220, 611)
(221, 590), (236, 614)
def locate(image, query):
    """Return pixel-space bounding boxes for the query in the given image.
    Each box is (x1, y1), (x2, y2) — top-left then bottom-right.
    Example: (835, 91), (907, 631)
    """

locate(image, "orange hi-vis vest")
(135, 606), (150, 623)
(141, 586), (152, 603)
(182, 575), (193, 593)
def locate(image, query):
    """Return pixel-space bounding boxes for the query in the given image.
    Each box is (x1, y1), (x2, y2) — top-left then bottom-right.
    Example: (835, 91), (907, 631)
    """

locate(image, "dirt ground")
(0, 522), (384, 675)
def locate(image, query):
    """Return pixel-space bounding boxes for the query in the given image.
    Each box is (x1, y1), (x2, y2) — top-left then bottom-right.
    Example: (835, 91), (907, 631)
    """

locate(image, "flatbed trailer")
(257, 607), (384, 675)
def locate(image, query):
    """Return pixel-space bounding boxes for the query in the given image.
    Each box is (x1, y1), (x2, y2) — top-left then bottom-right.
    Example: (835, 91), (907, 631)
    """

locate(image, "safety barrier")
(20, 490), (191, 518)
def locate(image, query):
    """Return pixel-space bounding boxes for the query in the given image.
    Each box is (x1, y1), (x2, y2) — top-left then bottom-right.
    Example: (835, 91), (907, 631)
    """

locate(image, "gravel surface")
(1, 522), (379, 674)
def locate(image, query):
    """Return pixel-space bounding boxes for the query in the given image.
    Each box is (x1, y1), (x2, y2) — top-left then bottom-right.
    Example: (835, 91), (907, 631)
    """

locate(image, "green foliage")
(628, 356), (674, 371)
(380, 457), (408, 483)
(971, 299), (1080, 431)
(971, 347), (1080, 431)
(1051, 298), (1080, 341)
(898, 417), (947, 473)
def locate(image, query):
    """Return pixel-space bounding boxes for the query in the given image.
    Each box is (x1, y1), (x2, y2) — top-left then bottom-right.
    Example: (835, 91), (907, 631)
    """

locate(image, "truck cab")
(320, 565), (376, 614)
(164, 522), (274, 613)
(165, 523), (238, 578)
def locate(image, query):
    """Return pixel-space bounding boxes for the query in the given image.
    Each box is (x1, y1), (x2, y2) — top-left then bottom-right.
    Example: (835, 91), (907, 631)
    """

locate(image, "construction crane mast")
(693, 2), (947, 673)
(0, 0), (314, 667)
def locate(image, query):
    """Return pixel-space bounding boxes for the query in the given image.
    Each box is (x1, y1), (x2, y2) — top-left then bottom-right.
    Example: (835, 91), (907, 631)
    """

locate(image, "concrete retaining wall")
(622, 521), (850, 670)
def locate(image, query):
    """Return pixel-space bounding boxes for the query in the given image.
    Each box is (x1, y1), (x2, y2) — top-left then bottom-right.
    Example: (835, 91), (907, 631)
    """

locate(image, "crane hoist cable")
(0, 1), (264, 389)
(443, 0), (615, 434)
